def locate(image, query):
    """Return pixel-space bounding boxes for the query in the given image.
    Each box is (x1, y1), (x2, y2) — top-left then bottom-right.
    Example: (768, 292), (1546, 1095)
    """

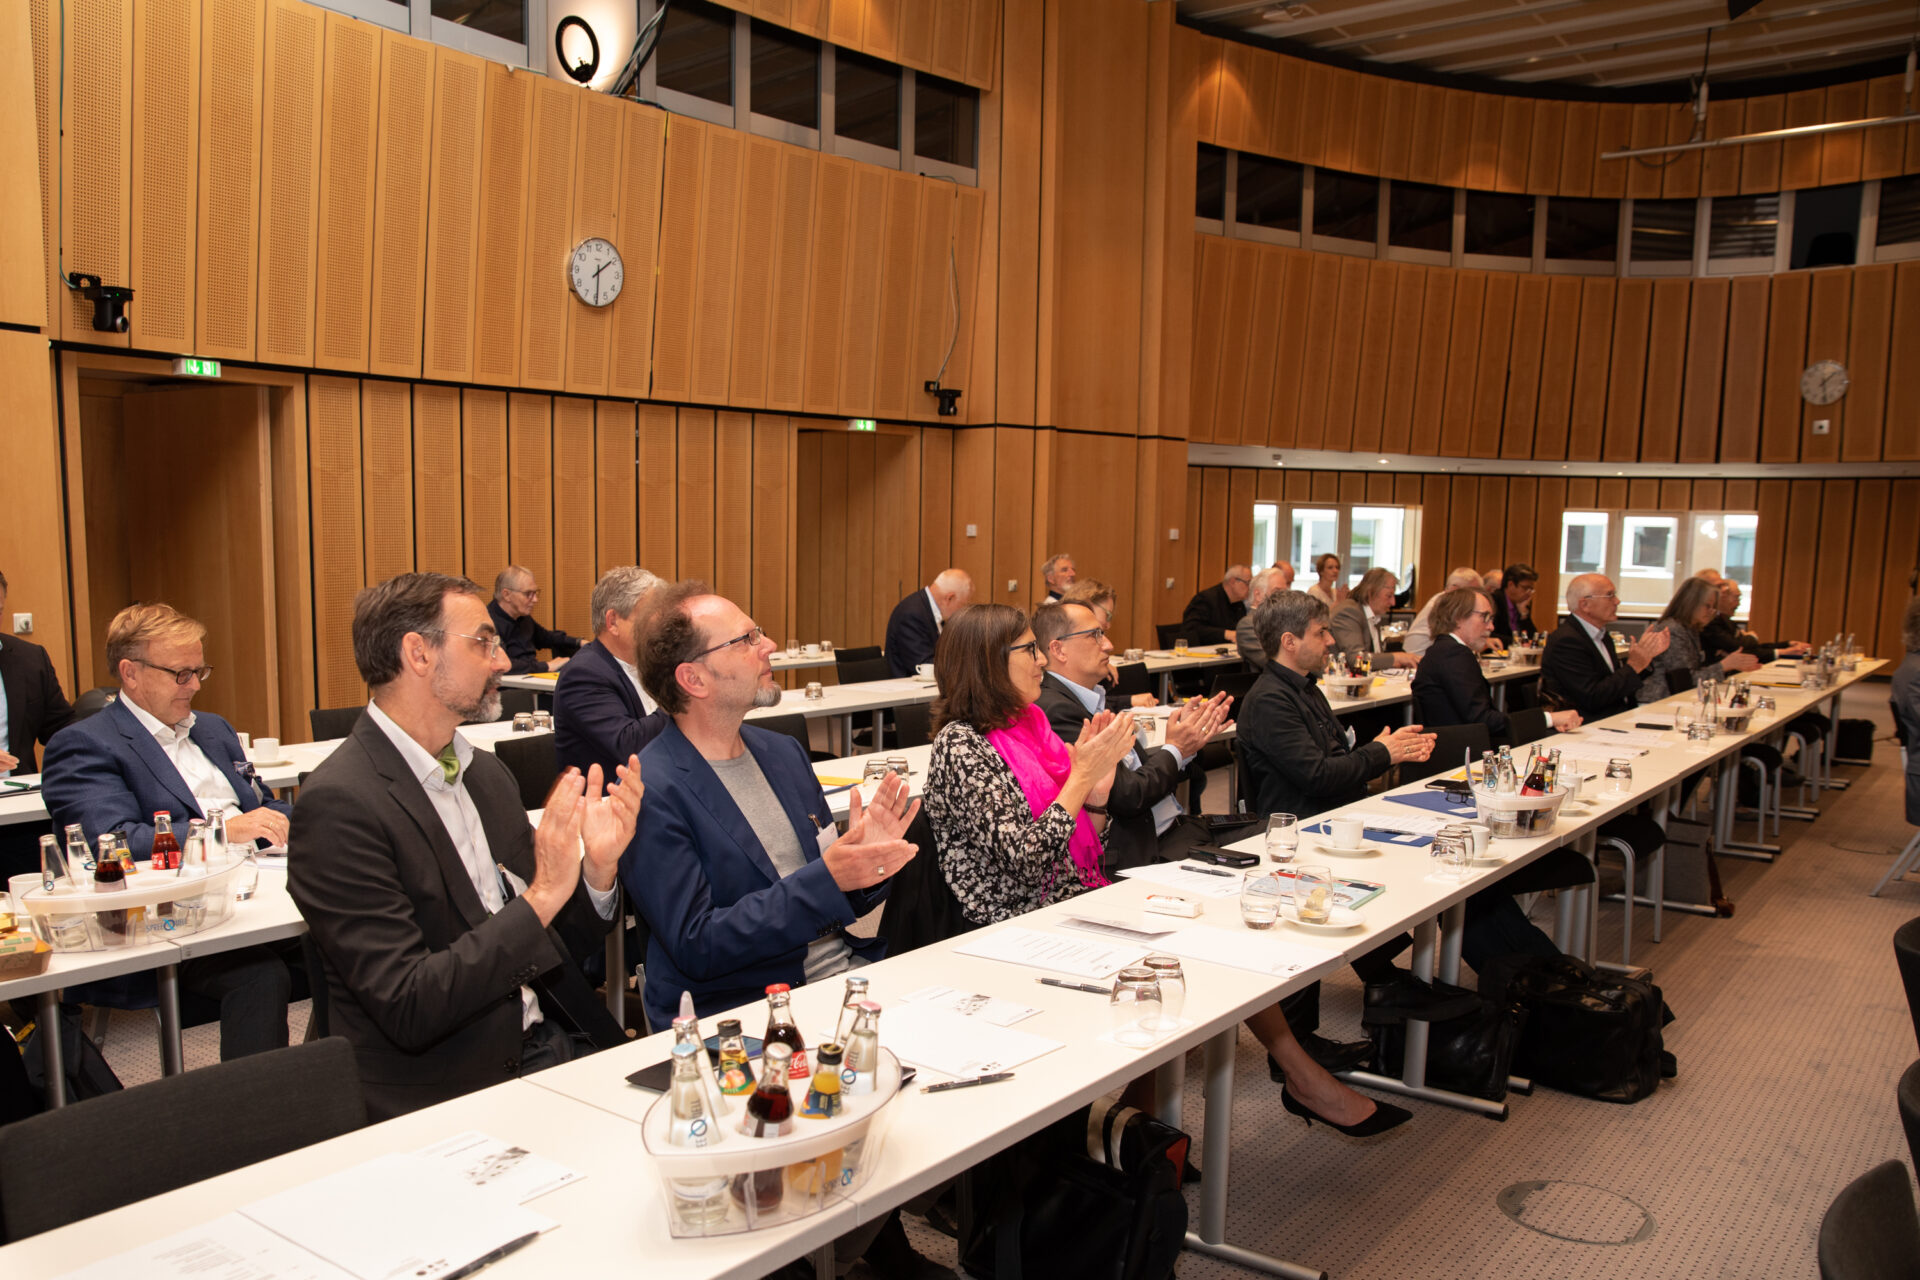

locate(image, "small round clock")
(1800, 359), (1849, 405)
(567, 238), (623, 308)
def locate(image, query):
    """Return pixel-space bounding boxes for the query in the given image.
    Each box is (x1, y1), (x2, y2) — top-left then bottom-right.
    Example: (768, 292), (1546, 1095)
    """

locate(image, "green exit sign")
(172, 358), (222, 378)
(848, 418), (876, 432)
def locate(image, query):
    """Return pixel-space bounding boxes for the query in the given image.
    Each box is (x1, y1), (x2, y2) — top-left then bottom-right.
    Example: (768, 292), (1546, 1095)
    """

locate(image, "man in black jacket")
(1032, 603), (1231, 869)
(554, 566), (672, 780)
(1539, 574), (1670, 720)
(1489, 562), (1540, 649)
(883, 569), (973, 678)
(1413, 588), (1581, 740)
(1698, 573), (1810, 665)
(0, 572), (75, 778)
(1182, 565), (1252, 645)
(487, 566), (582, 675)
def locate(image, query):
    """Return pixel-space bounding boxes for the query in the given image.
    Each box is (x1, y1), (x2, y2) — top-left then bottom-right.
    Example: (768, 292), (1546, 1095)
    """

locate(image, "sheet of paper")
(1553, 741), (1648, 765)
(1156, 924), (1346, 976)
(1117, 862), (1248, 899)
(57, 1214), (357, 1280)
(1582, 728), (1671, 748)
(1056, 914), (1185, 944)
(240, 1153), (553, 1280)
(902, 983), (1041, 1026)
(880, 1000), (1063, 1077)
(952, 924), (1148, 979)
(415, 1131), (584, 1204)
(1317, 807), (1453, 837)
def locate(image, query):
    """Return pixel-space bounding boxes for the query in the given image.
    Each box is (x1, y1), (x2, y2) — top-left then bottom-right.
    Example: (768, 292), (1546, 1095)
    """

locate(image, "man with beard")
(290, 573), (639, 1120)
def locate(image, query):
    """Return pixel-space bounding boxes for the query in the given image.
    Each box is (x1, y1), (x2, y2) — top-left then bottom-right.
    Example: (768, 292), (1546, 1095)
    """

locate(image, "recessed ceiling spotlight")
(1378, 458), (1390, 464)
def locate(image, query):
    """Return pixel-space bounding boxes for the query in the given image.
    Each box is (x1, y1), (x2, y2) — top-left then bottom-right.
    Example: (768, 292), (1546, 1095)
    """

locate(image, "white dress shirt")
(615, 655), (659, 716)
(1403, 593), (1440, 656)
(365, 701), (618, 1031)
(1362, 604), (1384, 654)
(1573, 614), (1616, 668)
(121, 695), (243, 817)
(1054, 673), (1189, 835)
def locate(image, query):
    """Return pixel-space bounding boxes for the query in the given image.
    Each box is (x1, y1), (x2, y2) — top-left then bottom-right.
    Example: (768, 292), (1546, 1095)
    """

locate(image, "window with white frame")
(1262, 502), (1420, 593)
(1559, 509), (1760, 618)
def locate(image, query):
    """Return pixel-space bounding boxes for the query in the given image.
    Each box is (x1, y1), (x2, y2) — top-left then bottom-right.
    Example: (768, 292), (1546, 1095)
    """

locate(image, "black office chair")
(497, 687), (539, 719)
(834, 646), (883, 666)
(1900, 1060), (1920, 1175)
(836, 656), (893, 685)
(894, 702), (933, 749)
(876, 810), (974, 955)
(0, 1038), (366, 1241)
(308, 705), (364, 741)
(758, 713), (834, 762)
(1507, 705), (1554, 746)
(1229, 738), (1259, 817)
(1665, 665), (1697, 694)
(69, 687), (118, 722)
(1110, 661), (1153, 702)
(1209, 670), (1258, 707)
(1155, 623), (1182, 651)
(494, 733), (560, 810)
(1398, 723), (1493, 785)
(1896, 918), (1920, 1053)
(1817, 1160), (1920, 1280)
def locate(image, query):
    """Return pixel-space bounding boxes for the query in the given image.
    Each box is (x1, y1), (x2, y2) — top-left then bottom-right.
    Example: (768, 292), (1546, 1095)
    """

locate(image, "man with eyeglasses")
(488, 566), (581, 674)
(1182, 563), (1253, 645)
(1033, 603), (1232, 870)
(1540, 573), (1672, 721)
(1412, 588), (1581, 740)
(42, 602), (295, 1059)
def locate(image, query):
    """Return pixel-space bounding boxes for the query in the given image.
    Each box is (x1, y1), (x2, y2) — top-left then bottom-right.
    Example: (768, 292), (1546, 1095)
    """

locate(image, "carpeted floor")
(93, 684), (1920, 1278)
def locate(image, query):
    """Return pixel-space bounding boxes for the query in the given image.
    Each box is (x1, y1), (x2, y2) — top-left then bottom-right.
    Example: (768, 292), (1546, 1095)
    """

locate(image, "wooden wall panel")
(794, 431), (824, 644)
(1864, 76), (1908, 180)
(1637, 278), (1689, 463)
(1844, 478), (1889, 652)
(1740, 94), (1785, 194)
(1819, 81), (1866, 185)
(872, 173), (925, 419)
(838, 166), (891, 415)
(1808, 480), (1855, 640)
(1659, 103), (1701, 198)
(1350, 73), (1386, 175)
(507, 393), (554, 628)
(1495, 96), (1531, 193)
(727, 136), (782, 410)
(1878, 482), (1920, 657)
(1525, 100), (1564, 195)
(1465, 92), (1501, 190)
(1263, 250), (1313, 448)
(1350, 261), (1397, 455)
(713, 412), (754, 606)
(518, 80), (579, 392)
(411, 384), (462, 576)
(1799, 268), (1851, 463)
(366, 31), (433, 380)
(1500, 275), (1549, 459)
(1558, 102), (1597, 198)
(1379, 264), (1425, 454)
(312, 12), (379, 372)
(637, 404), (677, 574)
(1773, 480), (1822, 639)
(763, 148), (817, 414)
(1293, 255), (1343, 450)
(551, 396), (596, 635)
(1196, 469), (1230, 596)
(1590, 104), (1632, 198)
(650, 115), (705, 403)
(594, 400), (637, 574)
(1780, 88), (1825, 190)
(1720, 275), (1769, 462)
(562, 93), (625, 397)
(193, 0), (263, 361)
(1237, 245), (1287, 447)
(253, 1), (324, 367)
(1747, 479), (1789, 637)
(1842, 263), (1894, 462)
(1601, 279), (1651, 462)
(308, 375), (363, 708)
(1407, 85), (1444, 186)
(420, 47), (484, 383)
(1293, 62), (1331, 167)
(918, 425), (953, 583)
(1677, 278), (1728, 464)
(129, 0), (200, 355)
(360, 378), (413, 586)
(1887, 262), (1920, 460)
(689, 127), (745, 405)
(1187, 236), (1227, 443)
(1378, 80), (1417, 181)
(752, 415), (794, 644)
(991, 428), (1036, 609)
(1699, 98), (1745, 198)
(1320, 68), (1359, 172)
(949, 427), (995, 598)
(676, 410), (716, 583)
(1408, 269), (1455, 454)
(1438, 271), (1486, 457)
(1469, 271), (1516, 459)
(472, 63), (533, 387)
(1209, 240), (1259, 446)
(1437, 89), (1474, 188)
(1531, 276), (1581, 461)
(1321, 257), (1369, 452)
(1567, 278), (1615, 461)
(608, 105), (667, 400)
(1760, 271), (1810, 462)
(18, 0), (55, 333)
(461, 388), (509, 585)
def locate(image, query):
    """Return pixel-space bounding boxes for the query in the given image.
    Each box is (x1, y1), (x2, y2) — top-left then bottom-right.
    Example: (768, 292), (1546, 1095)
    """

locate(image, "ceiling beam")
(1599, 31), (1915, 84)
(1502, 9), (1912, 80)
(1223, 0), (1473, 40)
(1435, 0), (1889, 74)
(1320, 0), (1676, 55)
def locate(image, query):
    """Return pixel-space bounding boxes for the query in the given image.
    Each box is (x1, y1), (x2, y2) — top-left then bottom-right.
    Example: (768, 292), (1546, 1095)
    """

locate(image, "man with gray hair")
(1040, 553), (1077, 604)
(1184, 564), (1253, 645)
(488, 565), (582, 674)
(1402, 566), (1484, 656)
(884, 568), (974, 678)
(1235, 566), (1288, 667)
(554, 566), (670, 780)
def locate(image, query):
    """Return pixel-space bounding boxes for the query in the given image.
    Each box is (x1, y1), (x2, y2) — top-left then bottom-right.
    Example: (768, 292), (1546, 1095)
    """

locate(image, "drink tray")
(1471, 786), (1568, 840)
(9, 859), (245, 950)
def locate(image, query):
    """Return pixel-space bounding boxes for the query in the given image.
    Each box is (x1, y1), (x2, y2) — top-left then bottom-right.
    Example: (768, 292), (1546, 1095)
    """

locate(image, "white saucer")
(1311, 841), (1379, 858)
(1282, 904), (1362, 931)
(911, 674), (937, 684)
(248, 758), (294, 768)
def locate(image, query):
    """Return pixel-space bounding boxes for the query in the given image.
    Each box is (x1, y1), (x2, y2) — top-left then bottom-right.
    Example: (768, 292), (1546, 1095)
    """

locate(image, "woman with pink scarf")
(923, 604), (1406, 1137)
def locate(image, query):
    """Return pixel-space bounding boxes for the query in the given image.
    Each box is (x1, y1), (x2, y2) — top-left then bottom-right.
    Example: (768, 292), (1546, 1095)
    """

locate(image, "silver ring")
(877, 865), (886, 875)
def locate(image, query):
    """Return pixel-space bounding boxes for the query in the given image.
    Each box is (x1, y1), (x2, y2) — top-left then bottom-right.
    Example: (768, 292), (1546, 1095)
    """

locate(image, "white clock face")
(568, 238), (623, 308)
(1800, 359), (1849, 405)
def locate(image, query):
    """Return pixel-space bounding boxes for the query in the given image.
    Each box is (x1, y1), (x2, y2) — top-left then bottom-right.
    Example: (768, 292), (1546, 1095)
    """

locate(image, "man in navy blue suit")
(42, 603), (294, 1058)
(553, 566), (671, 780)
(622, 582), (919, 1032)
(882, 568), (973, 678)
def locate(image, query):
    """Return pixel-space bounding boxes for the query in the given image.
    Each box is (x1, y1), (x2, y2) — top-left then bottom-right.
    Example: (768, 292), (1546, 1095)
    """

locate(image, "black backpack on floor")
(958, 1098), (1189, 1280)
(1480, 955), (1666, 1104)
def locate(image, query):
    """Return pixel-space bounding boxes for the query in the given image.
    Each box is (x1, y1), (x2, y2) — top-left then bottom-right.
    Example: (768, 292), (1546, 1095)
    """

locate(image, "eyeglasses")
(1005, 640), (1042, 660)
(512, 586), (542, 599)
(440, 631), (505, 658)
(1057, 626), (1107, 645)
(135, 659), (213, 686)
(1470, 610), (1494, 622)
(1226, 576), (1250, 588)
(697, 626), (765, 657)
(1587, 591), (1619, 601)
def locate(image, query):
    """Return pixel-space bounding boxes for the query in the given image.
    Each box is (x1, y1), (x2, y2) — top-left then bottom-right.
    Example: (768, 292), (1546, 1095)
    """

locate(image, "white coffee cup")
(915, 663), (934, 679)
(1327, 817), (1364, 849)
(1461, 822), (1492, 857)
(804, 643), (821, 655)
(250, 737), (280, 763)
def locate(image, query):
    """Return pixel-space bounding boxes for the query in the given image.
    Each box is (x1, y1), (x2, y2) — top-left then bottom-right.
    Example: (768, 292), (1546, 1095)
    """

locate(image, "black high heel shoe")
(1281, 1086), (1412, 1138)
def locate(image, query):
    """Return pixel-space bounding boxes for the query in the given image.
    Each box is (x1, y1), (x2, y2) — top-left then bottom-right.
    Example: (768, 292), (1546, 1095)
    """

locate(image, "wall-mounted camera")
(67, 274), (134, 333)
(924, 378), (962, 417)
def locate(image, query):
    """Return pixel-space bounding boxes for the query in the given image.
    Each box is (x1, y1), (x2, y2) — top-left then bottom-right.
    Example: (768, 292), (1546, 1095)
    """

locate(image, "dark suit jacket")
(1239, 662), (1390, 820)
(1411, 633), (1509, 739)
(884, 589), (940, 679)
(1539, 614), (1642, 721)
(1894, 651), (1920, 825)
(487, 599), (582, 676)
(1490, 592), (1534, 648)
(0, 635), (73, 774)
(625, 721), (887, 1031)
(42, 696), (288, 855)
(1037, 673), (1184, 872)
(1700, 613), (1786, 665)
(552, 640), (669, 781)
(288, 713), (621, 1121)
(1182, 583), (1246, 640)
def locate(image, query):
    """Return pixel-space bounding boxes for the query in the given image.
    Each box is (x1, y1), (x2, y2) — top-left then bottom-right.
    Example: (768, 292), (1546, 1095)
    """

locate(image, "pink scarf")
(986, 703), (1108, 889)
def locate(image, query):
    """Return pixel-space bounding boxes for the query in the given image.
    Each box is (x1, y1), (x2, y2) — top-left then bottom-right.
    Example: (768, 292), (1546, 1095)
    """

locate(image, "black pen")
(1037, 977), (1111, 994)
(922, 1071), (1015, 1093)
(439, 1230), (539, 1280)
(1178, 863), (1235, 877)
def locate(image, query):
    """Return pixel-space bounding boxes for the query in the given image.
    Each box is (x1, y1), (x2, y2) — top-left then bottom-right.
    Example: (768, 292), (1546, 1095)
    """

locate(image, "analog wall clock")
(567, 238), (623, 308)
(1800, 359), (1849, 405)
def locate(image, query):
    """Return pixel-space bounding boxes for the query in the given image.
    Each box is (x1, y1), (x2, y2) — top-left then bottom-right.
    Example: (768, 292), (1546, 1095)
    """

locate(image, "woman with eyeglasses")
(1306, 553), (1348, 611)
(923, 604), (1408, 1136)
(1635, 576), (1761, 704)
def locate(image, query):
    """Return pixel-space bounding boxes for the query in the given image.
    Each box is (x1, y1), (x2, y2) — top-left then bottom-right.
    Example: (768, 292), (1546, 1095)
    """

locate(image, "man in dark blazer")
(487, 565), (581, 675)
(624, 585), (917, 1032)
(290, 573), (637, 1120)
(1698, 574), (1810, 665)
(0, 574), (74, 777)
(554, 566), (671, 779)
(1489, 563), (1540, 649)
(1539, 574), (1671, 721)
(1413, 588), (1583, 741)
(1182, 564), (1252, 644)
(1032, 603), (1232, 870)
(883, 568), (973, 678)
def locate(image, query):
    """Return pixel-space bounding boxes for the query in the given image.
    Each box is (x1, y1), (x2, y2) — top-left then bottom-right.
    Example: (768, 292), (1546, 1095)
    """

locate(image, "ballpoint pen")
(1178, 863), (1235, 877)
(1036, 977), (1111, 994)
(922, 1071), (1016, 1093)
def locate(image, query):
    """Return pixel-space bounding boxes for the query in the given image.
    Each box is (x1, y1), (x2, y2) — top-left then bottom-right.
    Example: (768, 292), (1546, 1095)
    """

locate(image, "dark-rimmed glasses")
(1056, 625), (1106, 645)
(1005, 640), (1041, 660)
(134, 659), (213, 686)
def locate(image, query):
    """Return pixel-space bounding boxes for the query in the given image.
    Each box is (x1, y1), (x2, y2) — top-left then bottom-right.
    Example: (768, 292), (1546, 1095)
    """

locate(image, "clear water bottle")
(663, 1042), (730, 1230)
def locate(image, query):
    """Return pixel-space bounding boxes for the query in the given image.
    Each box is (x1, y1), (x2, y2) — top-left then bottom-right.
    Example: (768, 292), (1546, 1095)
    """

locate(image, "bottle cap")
(670, 1042), (699, 1061)
(765, 983), (791, 995)
(856, 1000), (882, 1013)
(717, 1018), (743, 1036)
(763, 1042), (793, 1064)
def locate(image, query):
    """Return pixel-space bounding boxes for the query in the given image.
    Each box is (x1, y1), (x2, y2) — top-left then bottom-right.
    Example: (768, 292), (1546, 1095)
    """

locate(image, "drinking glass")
(1605, 758), (1634, 793)
(1288, 865), (1336, 924)
(1174, 637), (1189, 656)
(1672, 704), (1696, 737)
(1109, 968), (1163, 1047)
(1265, 813), (1299, 864)
(1141, 955), (1185, 1032)
(860, 760), (891, 805)
(787, 638), (800, 658)
(822, 640), (835, 653)
(1239, 875), (1284, 929)
(805, 682), (825, 700)
(1430, 833), (1471, 881)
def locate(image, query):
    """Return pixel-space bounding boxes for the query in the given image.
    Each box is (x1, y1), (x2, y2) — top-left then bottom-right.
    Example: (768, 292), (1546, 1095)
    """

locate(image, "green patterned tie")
(435, 742), (459, 784)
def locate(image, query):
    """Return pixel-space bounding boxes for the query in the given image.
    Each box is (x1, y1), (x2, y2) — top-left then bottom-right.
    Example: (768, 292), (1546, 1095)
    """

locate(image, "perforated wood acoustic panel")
(472, 63), (532, 387)
(906, 179), (956, 423)
(563, 92), (623, 396)
(763, 149), (815, 413)
(728, 136), (781, 409)
(803, 156), (853, 415)
(948, 186), (985, 423)
(837, 166), (890, 415)
(508, 393), (555, 628)
(713, 411), (753, 604)
(62, 0), (132, 347)
(314, 12), (379, 371)
(129, 0), (198, 353)
(421, 47), (484, 383)
(676, 409), (716, 583)
(551, 396), (595, 635)
(607, 105), (665, 399)
(594, 400), (636, 573)
(930, 0), (968, 82)
(360, 378), (414, 584)
(411, 383), (463, 575)
(26, 0), (57, 328)
(872, 172), (923, 419)
(650, 115), (706, 403)
(462, 389), (509, 578)
(367, 31), (434, 379)
(636, 403), (677, 573)
(750, 414), (792, 642)
(194, 0), (262, 361)
(255, 0), (323, 367)
(519, 80), (578, 392)
(307, 375), (365, 709)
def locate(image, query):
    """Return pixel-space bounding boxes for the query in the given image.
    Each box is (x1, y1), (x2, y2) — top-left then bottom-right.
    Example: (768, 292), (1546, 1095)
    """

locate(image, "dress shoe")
(857, 1211), (958, 1280)
(1280, 1086), (1412, 1137)
(1267, 1034), (1375, 1079)
(1360, 971), (1480, 1027)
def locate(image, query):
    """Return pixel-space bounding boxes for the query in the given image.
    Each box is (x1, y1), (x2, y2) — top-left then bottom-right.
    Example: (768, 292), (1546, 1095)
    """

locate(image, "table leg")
(1820, 697), (1849, 791)
(871, 710), (884, 752)
(1436, 901), (1464, 985)
(1714, 754), (1777, 861)
(157, 962), (185, 1075)
(1151, 1053), (1184, 1130)
(1492, 682), (1508, 712)
(36, 990), (65, 1108)
(1158, 671), (1172, 703)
